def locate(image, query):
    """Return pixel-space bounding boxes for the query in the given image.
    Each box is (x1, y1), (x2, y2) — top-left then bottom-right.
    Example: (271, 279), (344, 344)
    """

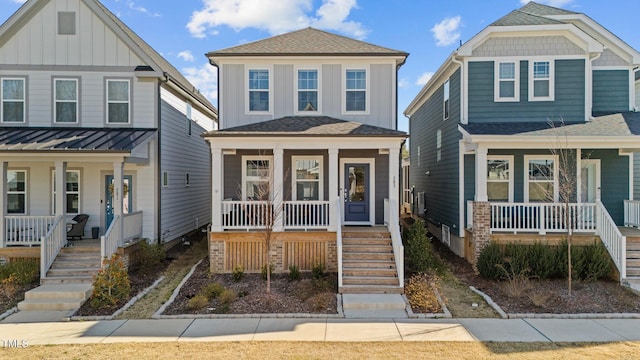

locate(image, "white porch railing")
(624, 200), (640, 228)
(40, 215), (65, 279)
(221, 201), (271, 230)
(489, 202), (597, 234)
(101, 215), (121, 264)
(122, 211), (143, 242)
(283, 201), (330, 230)
(5, 216), (56, 247)
(596, 201), (626, 279)
(384, 198), (404, 287)
(335, 196), (343, 288)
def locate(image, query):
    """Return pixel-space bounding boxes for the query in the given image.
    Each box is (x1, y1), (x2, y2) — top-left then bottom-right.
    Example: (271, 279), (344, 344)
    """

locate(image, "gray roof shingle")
(206, 27), (408, 59)
(0, 128), (156, 151)
(203, 116), (407, 137)
(491, 1), (577, 27)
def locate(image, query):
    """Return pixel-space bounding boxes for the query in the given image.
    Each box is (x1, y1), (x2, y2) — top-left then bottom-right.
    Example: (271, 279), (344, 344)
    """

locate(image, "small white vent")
(417, 192), (425, 215)
(441, 224), (450, 247)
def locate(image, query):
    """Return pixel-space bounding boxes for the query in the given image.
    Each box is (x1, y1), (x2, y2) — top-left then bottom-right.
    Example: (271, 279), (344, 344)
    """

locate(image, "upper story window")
(1, 78), (25, 123)
(296, 69), (319, 113)
(248, 69), (270, 112)
(54, 78), (78, 123)
(443, 79), (450, 120)
(436, 129), (442, 162)
(107, 79), (130, 124)
(186, 103), (192, 136)
(495, 61), (519, 102)
(292, 156), (323, 201)
(345, 68), (367, 112)
(529, 60), (554, 101)
(487, 156), (513, 202)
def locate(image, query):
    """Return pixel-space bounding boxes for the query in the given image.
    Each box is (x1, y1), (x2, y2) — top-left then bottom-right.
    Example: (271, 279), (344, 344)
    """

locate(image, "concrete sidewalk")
(0, 318), (638, 344)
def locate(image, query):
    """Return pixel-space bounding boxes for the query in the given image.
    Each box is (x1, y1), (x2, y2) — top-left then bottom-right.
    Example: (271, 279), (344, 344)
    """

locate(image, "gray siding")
(273, 64), (293, 118)
(468, 59), (585, 122)
(160, 99), (211, 241)
(409, 68), (461, 230)
(472, 36), (583, 57)
(590, 149), (629, 225)
(593, 70), (629, 113)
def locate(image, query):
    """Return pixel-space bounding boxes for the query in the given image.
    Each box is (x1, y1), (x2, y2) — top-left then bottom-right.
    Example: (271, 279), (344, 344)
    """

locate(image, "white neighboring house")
(0, 0), (217, 275)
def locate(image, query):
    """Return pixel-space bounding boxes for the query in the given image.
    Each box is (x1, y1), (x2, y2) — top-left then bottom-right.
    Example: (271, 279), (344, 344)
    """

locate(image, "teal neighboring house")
(404, 2), (640, 284)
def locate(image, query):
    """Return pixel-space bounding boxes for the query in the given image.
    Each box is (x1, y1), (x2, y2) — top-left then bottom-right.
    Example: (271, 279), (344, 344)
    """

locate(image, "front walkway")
(0, 318), (639, 343)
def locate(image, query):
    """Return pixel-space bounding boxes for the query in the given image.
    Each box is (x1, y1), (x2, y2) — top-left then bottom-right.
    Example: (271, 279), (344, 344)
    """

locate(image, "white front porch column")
(475, 146), (488, 201)
(54, 161), (67, 217)
(576, 148), (582, 203)
(273, 148), (284, 232)
(0, 162), (6, 248)
(328, 148), (339, 231)
(113, 161), (124, 241)
(389, 147), (400, 213)
(211, 147), (223, 232)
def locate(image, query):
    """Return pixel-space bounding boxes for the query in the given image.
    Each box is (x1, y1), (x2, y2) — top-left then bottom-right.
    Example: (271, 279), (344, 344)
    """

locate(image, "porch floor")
(342, 225), (389, 233)
(619, 226), (640, 237)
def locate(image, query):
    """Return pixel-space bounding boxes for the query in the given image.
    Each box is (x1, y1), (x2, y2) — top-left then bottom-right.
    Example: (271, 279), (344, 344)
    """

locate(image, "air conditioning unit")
(417, 192), (425, 216)
(441, 224), (451, 247)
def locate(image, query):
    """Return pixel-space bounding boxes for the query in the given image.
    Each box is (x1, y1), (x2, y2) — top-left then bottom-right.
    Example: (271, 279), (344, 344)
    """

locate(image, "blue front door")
(344, 163), (369, 222)
(105, 175), (133, 228)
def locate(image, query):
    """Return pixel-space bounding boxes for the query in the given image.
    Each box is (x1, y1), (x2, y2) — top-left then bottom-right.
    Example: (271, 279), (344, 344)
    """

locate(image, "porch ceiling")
(0, 128), (157, 152)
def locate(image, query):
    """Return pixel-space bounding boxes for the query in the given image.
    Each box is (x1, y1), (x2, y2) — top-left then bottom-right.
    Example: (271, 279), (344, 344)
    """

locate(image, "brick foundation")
(471, 201), (491, 271)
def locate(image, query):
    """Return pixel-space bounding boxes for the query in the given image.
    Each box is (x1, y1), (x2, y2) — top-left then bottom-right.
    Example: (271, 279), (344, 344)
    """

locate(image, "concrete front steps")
(626, 237), (640, 278)
(340, 229), (402, 294)
(17, 241), (99, 312)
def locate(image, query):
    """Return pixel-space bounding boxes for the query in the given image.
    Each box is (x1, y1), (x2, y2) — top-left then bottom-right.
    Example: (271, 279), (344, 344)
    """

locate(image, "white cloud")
(113, 0), (161, 17)
(431, 16), (461, 47)
(11, 0), (27, 3)
(519, 0), (573, 6)
(178, 50), (195, 62)
(398, 77), (408, 88)
(416, 72), (434, 86)
(187, 0), (367, 39)
(182, 63), (218, 104)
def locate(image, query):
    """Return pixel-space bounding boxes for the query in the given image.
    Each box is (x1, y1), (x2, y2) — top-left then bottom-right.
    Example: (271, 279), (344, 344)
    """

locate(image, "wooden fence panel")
(225, 240), (264, 272)
(283, 241), (327, 270)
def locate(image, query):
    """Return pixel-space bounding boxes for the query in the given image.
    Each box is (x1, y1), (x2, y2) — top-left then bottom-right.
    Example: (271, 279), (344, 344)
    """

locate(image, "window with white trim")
(292, 156), (322, 201)
(487, 156), (513, 202)
(186, 103), (192, 136)
(297, 69), (318, 112)
(443, 79), (450, 120)
(525, 156), (557, 202)
(494, 61), (519, 102)
(248, 69), (269, 112)
(107, 79), (130, 123)
(529, 60), (554, 101)
(7, 170), (26, 214)
(1, 78), (25, 123)
(52, 170), (80, 214)
(436, 129), (442, 162)
(242, 156), (272, 200)
(54, 78), (78, 123)
(345, 69), (366, 112)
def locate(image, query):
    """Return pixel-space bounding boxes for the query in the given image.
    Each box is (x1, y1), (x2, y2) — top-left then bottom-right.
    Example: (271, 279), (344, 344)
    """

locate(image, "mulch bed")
(0, 282), (39, 315)
(162, 258), (338, 315)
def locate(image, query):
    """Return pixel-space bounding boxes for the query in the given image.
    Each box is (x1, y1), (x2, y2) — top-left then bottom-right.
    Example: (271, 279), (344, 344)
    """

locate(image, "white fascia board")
(462, 134), (640, 150)
(457, 24), (603, 56)
(0, 152), (128, 163)
(548, 14), (640, 64)
(207, 136), (404, 150)
(210, 56), (404, 67)
(404, 53), (460, 116)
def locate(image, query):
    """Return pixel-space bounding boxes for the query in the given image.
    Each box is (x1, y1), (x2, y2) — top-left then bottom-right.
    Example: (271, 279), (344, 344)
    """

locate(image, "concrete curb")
(508, 313), (640, 319)
(469, 286), (508, 319)
(0, 307), (17, 321)
(70, 275), (167, 321)
(153, 258), (203, 318)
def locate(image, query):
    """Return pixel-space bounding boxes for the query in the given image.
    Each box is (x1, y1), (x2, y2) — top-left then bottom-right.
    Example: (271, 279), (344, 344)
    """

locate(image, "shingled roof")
(206, 27), (408, 61)
(491, 1), (576, 26)
(203, 116), (407, 137)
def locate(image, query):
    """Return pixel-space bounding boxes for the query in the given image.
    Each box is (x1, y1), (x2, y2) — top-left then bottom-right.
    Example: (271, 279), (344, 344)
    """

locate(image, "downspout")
(451, 55), (464, 124)
(451, 55), (465, 238)
(588, 52), (602, 121)
(157, 76), (166, 244)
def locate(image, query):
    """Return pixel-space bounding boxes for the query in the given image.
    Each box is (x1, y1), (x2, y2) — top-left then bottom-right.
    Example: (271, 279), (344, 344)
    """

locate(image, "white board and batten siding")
(219, 62), (396, 130)
(159, 88), (213, 242)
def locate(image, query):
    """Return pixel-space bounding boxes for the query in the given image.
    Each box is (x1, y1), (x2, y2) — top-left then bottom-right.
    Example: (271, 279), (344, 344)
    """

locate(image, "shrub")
(218, 289), (237, 305)
(261, 263), (275, 281)
(232, 264), (244, 282)
(311, 262), (324, 280)
(0, 259), (39, 285)
(404, 219), (438, 274)
(200, 282), (225, 299)
(526, 242), (558, 279)
(574, 241), (611, 281)
(187, 294), (209, 310)
(405, 273), (440, 313)
(0, 274), (18, 298)
(138, 241), (166, 272)
(90, 254), (130, 309)
(288, 264), (300, 281)
(476, 243), (504, 280)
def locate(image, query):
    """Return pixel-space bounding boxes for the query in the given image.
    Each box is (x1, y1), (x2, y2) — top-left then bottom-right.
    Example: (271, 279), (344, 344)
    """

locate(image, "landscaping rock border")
(0, 307), (17, 321)
(153, 259), (203, 318)
(469, 286), (508, 319)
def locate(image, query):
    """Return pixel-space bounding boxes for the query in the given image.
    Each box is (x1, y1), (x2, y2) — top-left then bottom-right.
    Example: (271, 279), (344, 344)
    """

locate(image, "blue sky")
(2, 0), (639, 132)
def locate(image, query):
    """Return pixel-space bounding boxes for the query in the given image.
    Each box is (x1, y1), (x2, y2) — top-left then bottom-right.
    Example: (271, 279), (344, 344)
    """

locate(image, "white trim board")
(340, 157), (375, 226)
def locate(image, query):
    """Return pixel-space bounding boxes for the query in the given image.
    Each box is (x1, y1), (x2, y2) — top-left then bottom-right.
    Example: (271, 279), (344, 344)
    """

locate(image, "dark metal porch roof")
(0, 128), (157, 152)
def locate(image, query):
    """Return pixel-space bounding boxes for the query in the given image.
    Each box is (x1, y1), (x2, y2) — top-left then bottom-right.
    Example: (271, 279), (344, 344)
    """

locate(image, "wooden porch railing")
(40, 215), (65, 280)
(283, 201), (330, 230)
(5, 216), (55, 247)
(122, 211), (143, 242)
(335, 196), (343, 288)
(624, 200), (640, 228)
(221, 200), (331, 230)
(101, 215), (121, 264)
(597, 201), (626, 279)
(489, 202), (597, 234)
(384, 198), (404, 287)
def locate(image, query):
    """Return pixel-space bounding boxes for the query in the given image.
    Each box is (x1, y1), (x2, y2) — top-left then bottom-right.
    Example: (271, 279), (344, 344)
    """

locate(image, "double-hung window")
(7, 170), (26, 214)
(443, 79), (450, 120)
(494, 61), (519, 102)
(107, 79), (130, 124)
(436, 130), (442, 162)
(242, 156), (272, 200)
(525, 156), (557, 202)
(529, 60), (554, 101)
(52, 170), (80, 214)
(1, 78), (25, 123)
(186, 103), (192, 136)
(248, 69), (269, 112)
(345, 68), (366, 112)
(292, 156), (322, 201)
(297, 69), (318, 112)
(54, 78), (78, 123)
(487, 156), (513, 202)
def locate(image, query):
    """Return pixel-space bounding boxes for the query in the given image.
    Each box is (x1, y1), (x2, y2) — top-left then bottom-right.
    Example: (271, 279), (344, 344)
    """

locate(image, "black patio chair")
(67, 214), (89, 240)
